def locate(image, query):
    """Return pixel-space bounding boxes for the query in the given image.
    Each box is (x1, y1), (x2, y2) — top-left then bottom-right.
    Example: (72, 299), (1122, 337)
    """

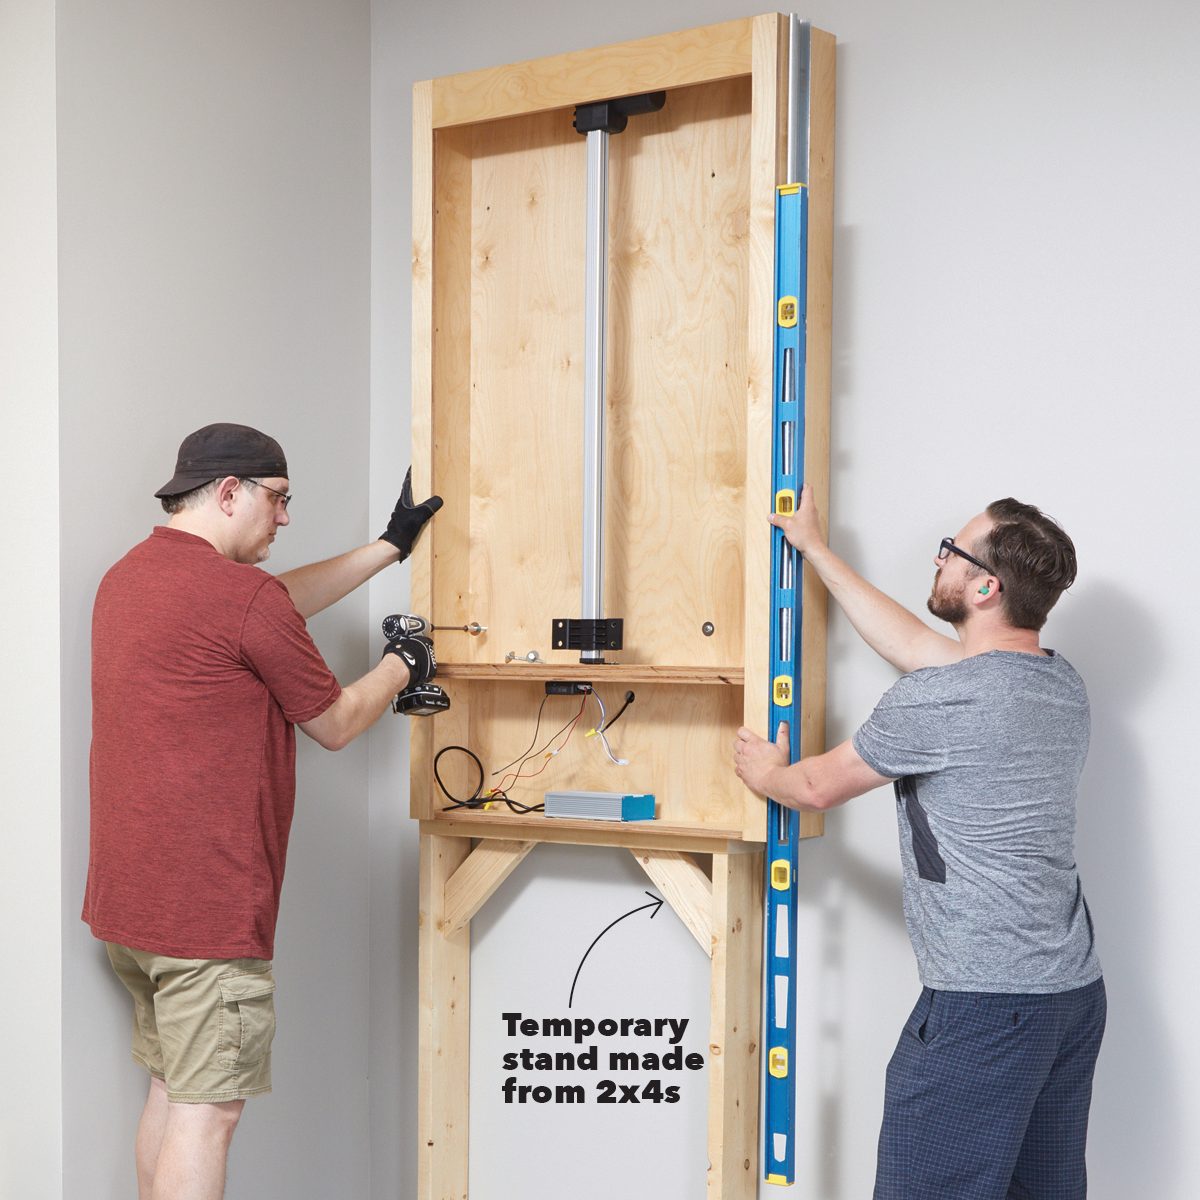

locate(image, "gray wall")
(369, 1), (1200, 1198)
(54, 2), (372, 1197)
(0, 0), (62, 1195)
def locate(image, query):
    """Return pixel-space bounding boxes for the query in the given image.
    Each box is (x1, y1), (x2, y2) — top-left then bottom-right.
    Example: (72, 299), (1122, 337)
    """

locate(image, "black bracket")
(551, 618), (623, 654)
(573, 90), (665, 136)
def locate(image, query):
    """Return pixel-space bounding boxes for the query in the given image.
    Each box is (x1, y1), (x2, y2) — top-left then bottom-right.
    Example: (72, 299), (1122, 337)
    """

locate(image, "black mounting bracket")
(551, 617), (624, 654)
(573, 90), (665, 136)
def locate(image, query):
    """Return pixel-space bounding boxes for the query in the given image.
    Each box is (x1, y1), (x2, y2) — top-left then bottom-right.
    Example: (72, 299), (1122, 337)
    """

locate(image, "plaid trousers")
(875, 977), (1106, 1199)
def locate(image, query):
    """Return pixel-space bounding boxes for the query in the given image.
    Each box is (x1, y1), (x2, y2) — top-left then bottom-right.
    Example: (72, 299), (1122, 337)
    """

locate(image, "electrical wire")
(491, 696), (588, 795)
(499, 696), (588, 777)
(434, 688), (637, 813)
(600, 690), (636, 732)
(491, 693), (550, 775)
(434, 745), (545, 814)
(586, 691), (628, 765)
(433, 744), (485, 808)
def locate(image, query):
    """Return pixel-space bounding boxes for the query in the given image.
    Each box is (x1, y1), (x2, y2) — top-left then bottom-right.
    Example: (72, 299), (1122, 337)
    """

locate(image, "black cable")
(433, 743), (545, 814)
(599, 690), (636, 732)
(492, 794), (545, 814)
(434, 744), (484, 808)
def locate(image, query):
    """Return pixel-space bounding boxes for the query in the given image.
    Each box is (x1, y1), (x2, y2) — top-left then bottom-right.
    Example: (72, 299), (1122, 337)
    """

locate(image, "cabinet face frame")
(410, 14), (833, 847)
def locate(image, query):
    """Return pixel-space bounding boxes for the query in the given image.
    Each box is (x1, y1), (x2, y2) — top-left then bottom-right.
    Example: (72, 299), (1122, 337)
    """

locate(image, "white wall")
(370, 2), (1200, 1198)
(0, 2), (62, 1197)
(55, 3), (373, 1197)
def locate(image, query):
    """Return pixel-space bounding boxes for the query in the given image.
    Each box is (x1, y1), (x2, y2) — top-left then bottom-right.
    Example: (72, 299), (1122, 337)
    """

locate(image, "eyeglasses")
(244, 479), (292, 510)
(937, 537), (1002, 591)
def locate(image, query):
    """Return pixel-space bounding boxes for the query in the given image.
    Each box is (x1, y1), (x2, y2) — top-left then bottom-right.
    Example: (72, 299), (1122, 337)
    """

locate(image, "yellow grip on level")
(770, 859), (791, 891)
(777, 296), (798, 327)
(769, 1047), (789, 1078)
(773, 675), (793, 706)
(774, 488), (796, 516)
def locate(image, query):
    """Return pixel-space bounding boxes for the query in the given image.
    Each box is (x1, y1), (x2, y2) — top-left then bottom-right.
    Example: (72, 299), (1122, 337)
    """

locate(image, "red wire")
(491, 696), (587, 796)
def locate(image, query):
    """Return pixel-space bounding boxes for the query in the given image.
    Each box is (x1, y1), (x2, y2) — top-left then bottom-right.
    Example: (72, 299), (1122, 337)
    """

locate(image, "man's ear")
(216, 475), (241, 514)
(973, 576), (1000, 604)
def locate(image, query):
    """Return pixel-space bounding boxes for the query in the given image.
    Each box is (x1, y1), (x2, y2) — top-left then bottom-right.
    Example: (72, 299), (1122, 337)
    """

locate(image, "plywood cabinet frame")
(411, 15), (834, 1197)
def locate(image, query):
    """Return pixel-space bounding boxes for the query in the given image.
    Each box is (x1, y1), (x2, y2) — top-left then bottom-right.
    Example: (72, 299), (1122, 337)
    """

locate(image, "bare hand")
(733, 723), (790, 797)
(769, 483), (824, 555)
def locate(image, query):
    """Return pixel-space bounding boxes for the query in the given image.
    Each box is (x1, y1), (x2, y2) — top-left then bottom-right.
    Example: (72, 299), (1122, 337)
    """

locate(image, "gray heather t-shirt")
(853, 650), (1101, 994)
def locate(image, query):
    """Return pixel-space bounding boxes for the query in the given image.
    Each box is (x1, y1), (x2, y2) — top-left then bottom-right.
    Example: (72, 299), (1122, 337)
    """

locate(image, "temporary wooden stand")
(410, 15), (834, 1197)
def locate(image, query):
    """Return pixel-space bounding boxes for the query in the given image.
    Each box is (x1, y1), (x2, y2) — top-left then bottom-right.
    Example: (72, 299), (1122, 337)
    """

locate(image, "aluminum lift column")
(581, 124), (609, 665)
(553, 90), (664, 664)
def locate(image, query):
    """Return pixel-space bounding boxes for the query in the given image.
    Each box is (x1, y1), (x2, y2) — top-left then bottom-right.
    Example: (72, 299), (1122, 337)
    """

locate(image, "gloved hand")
(383, 634), (437, 689)
(379, 467), (443, 561)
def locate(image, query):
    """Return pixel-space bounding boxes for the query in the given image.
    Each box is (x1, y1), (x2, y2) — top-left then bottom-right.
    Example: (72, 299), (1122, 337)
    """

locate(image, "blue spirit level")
(763, 177), (807, 1187)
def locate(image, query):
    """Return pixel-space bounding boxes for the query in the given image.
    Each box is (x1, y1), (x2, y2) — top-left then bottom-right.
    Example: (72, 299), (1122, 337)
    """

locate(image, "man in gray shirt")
(734, 491), (1104, 1200)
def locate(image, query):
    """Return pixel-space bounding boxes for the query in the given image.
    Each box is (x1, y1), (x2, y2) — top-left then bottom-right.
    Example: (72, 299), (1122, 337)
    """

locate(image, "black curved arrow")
(568, 891), (665, 1009)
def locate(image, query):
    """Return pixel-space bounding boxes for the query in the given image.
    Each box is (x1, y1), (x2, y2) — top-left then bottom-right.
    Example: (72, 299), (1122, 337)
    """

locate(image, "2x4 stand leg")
(418, 834), (472, 1200)
(706, 849), (765, 1198)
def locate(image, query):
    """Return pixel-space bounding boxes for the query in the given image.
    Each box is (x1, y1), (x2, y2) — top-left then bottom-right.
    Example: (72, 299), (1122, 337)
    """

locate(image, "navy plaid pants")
(874, 977), (1106, 1199)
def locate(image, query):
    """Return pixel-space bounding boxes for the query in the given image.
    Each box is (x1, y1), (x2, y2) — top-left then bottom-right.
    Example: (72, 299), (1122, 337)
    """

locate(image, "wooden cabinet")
(410, 15), (834, 1196)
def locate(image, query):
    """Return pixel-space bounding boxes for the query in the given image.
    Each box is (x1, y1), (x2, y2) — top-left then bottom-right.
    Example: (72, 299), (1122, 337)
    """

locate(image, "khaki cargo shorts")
(106, 942), (276, 1103)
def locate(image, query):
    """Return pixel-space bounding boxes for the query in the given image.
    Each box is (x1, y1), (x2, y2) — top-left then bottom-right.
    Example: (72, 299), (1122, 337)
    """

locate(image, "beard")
(927, 570), (968, 625)
(234, 538), (272, 565)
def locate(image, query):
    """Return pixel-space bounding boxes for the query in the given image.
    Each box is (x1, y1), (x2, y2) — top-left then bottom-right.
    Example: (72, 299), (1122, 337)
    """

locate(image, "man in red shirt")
(84, 423), (439, 1200)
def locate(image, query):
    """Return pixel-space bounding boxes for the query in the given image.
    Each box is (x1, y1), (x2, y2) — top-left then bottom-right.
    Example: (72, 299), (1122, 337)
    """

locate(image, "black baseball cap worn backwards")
(155, 423), (289, 498)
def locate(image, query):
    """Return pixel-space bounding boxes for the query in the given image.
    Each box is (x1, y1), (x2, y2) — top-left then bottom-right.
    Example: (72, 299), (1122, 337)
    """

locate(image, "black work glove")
(379, 467), (443, 561)
(383, 634), (437, 689)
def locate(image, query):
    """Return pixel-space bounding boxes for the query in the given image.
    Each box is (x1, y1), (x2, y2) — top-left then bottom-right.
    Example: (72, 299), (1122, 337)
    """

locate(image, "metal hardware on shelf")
(504, 650), (545, 664)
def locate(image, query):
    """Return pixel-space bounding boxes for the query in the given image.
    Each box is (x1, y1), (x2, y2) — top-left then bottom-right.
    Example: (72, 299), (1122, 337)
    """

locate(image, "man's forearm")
(736, 734), (890, 812)
(302, 654), (410, 750)
(277, 541), (399, 619)
(760, 758), (839, 812)
(803, 542), (961, 673)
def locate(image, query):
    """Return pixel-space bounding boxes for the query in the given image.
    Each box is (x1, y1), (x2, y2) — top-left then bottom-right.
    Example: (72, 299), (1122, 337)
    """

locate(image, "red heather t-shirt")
(83, 527), (341, 959)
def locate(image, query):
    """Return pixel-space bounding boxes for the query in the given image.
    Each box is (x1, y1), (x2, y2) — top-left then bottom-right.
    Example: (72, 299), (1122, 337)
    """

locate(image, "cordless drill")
(382, 614), (450, 716)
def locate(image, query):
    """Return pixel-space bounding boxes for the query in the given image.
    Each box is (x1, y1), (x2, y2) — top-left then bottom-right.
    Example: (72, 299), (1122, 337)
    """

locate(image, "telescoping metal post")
(763, 14), (811, 1188)
(552, 91), (664, 664)
(581, 126), (608, 664)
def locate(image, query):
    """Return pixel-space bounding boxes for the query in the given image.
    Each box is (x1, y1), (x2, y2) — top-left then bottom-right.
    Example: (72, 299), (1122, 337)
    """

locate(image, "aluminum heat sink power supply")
(543, 791), (656, 822)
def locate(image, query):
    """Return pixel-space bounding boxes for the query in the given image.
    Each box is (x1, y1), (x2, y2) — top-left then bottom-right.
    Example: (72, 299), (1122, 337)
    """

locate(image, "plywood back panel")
(430, 78), (752, 670)
(606, 78), (750, 669)
(460, 107), (584, 661)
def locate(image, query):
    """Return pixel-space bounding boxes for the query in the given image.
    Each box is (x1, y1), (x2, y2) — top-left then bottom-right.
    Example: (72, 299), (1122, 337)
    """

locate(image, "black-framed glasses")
(244, 478), (292, 509)
(937, 537), (1002, 591)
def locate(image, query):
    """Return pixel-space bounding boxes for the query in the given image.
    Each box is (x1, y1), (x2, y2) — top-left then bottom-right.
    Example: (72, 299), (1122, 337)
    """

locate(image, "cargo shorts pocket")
(217, 971), (276, 1069)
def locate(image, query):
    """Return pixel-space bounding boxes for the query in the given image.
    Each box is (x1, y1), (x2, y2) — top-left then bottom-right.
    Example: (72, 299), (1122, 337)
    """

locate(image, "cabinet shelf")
(435, 662), (744, 685)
